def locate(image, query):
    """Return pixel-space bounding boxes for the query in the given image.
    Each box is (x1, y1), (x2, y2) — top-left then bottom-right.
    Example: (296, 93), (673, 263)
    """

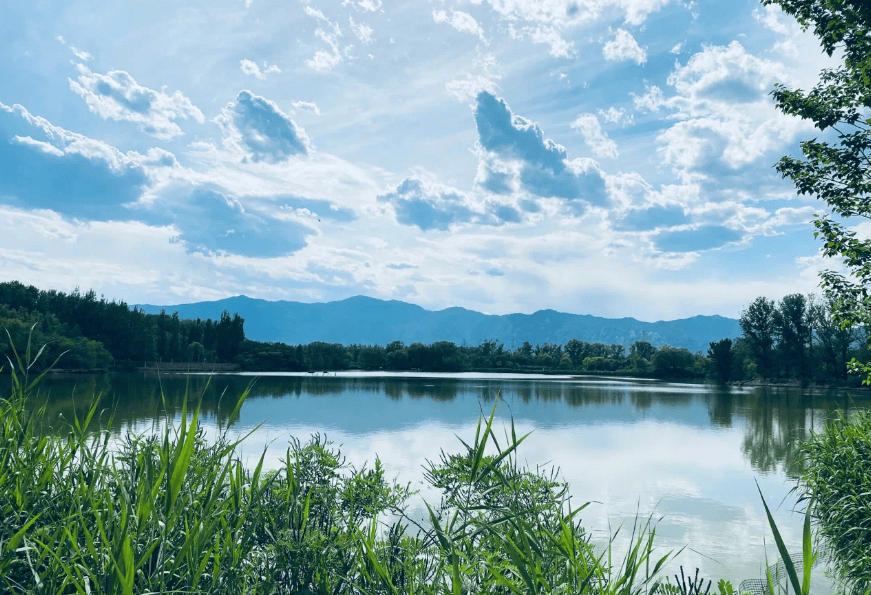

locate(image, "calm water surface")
(23, 371), (871, 590)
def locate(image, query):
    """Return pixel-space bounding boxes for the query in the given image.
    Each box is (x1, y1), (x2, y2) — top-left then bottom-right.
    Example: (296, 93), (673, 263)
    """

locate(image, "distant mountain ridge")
(135, 295), (742, 353)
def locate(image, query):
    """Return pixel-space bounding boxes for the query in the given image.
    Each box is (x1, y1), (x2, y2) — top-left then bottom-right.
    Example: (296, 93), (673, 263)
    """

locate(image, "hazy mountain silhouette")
(136, 295), (741, 353)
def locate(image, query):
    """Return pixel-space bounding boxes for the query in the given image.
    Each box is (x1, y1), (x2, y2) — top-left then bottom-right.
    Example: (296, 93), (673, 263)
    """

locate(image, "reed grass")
(0, 327), (820, 594)
(798, 412), (871, 595)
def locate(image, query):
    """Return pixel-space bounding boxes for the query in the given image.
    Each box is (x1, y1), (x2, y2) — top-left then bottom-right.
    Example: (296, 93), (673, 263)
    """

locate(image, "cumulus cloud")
(667, 41), (785, 107)
(603, 29), (647, 64)
(473, 92), (608, 206)
(214, 90), (311, 163)
(240, 59), (281, 79)
(307, 50), (342, 71)
(138, 185), (318, 258)
(69, 65), (204, 140)
(571, 113), (619, 159)
(432, 10), (486, 41)
(377, 177), (519, 231)
(474, 0), (672, 31)
(765, 206), (816, 228)
(632, 41), (807, 199)
(0, 101), (149, 220)
(292, 101), (321, 115)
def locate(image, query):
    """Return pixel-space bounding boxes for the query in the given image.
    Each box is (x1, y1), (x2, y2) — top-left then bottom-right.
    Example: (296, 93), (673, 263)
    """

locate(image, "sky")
(0, 0), (851, 321)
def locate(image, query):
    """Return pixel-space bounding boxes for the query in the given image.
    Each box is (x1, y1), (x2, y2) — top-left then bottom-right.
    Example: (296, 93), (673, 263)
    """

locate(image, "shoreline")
(728, 378), (869, 391)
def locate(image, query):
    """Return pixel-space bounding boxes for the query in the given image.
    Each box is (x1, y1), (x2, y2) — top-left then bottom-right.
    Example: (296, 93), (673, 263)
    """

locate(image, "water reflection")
(12, 372), (869, 480)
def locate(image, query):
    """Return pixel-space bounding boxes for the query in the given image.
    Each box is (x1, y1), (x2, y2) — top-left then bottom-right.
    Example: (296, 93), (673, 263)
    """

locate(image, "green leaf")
(757, 481), (802, 595)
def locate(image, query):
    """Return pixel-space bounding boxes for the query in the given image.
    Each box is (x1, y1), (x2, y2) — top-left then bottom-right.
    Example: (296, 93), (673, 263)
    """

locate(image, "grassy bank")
(799, 413), (871, 595)
(0, 336), (817, 595)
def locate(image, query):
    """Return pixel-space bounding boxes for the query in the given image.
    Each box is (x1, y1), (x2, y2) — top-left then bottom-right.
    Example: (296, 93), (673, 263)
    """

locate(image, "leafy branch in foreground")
(765, 0), (871, 382)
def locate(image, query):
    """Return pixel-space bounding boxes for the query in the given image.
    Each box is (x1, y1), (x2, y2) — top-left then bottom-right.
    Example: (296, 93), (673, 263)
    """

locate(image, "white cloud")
(292, 101), (321, 115)
(529, 26), (573, 57)
(69, 65), (204, 140)
(753, 4), (790, 35)
(509, 24), (575, 58)
(571, 114), (619, 159)
(56, 35), (93, 61)
(766, 206), (816, 228)
(214, 90), (312, 162)
(632, 84), (666, 111)
(357, 0), (381, 11)
(307, 50), (342, 71)
(446, 75), (500, 103)
(69, 46), (93, 61)
(670, 42), (684, 54)
(598, 106), (633, 125)
(603, 29), (647, 64)
(304, 9), (345, 72)
(240, 59), (281, 79)
(432, 10), (486, 41)
(630, 41), (813, 193)
(349, 17), (374, 44)
(475, 0), (672, 30)
(304, 6), (329, 21)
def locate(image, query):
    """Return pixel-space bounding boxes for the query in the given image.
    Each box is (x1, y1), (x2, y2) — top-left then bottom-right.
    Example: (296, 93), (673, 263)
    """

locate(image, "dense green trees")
(730, 292), (867, 384)
(707, 339), (733, 384)
(0, 281), (246, 370)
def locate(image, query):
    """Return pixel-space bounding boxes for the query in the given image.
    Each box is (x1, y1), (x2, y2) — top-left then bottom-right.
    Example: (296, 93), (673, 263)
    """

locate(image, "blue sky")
(0, 0), (851, 320)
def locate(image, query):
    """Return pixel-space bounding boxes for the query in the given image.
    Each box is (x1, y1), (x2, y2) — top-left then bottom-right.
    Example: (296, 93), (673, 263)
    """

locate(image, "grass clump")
(798, 412), (871, 595)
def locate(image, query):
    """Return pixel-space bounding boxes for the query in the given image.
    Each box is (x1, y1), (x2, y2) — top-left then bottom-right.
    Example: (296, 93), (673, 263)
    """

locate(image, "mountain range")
(135, 295), (742, 353)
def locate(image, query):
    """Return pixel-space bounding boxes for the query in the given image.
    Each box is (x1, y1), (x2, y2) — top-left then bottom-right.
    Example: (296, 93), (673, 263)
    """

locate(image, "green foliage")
(798, 412), (871, 594)
(708, 339), (733, 384)
(734, 292), (868, 384)
(0, 281), (245, 369)
(765, 0), (871, 382)
(651, 346), (696, 378)
(740, 298), (778, 379)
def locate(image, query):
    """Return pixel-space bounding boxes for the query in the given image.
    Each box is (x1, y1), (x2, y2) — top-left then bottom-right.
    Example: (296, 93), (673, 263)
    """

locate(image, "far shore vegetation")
(2, 280), (870, 388)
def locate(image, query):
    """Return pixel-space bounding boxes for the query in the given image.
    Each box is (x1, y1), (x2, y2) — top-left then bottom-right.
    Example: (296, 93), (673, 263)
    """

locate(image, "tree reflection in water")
(7, 373), (869, 479)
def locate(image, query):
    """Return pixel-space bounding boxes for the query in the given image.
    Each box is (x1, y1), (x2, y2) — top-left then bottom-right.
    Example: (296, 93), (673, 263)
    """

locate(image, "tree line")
(708, 293), (868, 386)
(2, 280), (869, 384)
(0, 281), (244, 370)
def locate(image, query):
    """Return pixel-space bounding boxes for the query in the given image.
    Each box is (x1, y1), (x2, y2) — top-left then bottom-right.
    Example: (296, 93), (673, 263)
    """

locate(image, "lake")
(18, 371), (871, 591)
